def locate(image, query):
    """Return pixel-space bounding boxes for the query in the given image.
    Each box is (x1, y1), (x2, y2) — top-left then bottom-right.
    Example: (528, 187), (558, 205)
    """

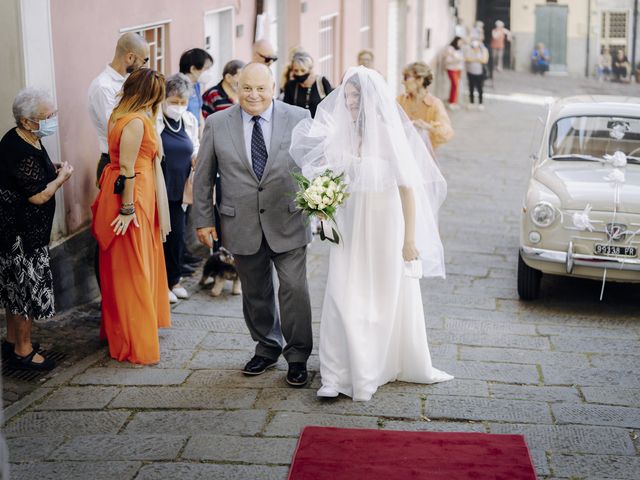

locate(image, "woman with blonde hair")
(92, 68), (171, 364)
(398, 62), (453, 151)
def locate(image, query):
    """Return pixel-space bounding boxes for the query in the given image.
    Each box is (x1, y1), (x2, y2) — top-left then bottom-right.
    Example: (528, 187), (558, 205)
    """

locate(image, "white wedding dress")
(318, 163), (452, 402)
(290, 67), (453, 401)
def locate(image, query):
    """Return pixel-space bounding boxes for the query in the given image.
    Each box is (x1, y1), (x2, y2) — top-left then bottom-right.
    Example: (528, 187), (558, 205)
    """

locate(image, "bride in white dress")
(290, 67), (452, 401)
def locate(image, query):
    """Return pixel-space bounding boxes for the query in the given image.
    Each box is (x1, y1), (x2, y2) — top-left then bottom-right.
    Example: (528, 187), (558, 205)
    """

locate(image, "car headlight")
(530, 201), (556, 227)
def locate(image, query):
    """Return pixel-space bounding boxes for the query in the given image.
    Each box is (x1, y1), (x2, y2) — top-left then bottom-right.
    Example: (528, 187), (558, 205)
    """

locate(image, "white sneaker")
(172, 285), (189, 299)
(448, 103), (460, 111)
(477, 104), (485, 111)
(168, 290), (179, 304)
(317, 385), (339, 398)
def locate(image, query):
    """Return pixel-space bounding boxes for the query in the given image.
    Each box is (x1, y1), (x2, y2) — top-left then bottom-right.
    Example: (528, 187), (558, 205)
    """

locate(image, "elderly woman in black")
(0, 87), (73, 370)
(283, 50), (333, 118)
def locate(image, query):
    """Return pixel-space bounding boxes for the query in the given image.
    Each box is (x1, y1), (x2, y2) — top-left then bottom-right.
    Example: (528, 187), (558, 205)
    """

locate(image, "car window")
(549, 116), (640, 159)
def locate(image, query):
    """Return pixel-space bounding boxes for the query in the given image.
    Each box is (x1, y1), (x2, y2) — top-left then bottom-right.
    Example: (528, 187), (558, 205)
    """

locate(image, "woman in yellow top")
(397, 62), (454, 153)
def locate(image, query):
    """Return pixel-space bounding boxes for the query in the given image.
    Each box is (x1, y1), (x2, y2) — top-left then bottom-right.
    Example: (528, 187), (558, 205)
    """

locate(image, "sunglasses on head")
(258, 52), (278, 64)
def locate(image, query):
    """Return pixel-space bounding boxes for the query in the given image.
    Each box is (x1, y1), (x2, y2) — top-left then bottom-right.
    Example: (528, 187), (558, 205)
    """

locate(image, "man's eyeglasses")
(257, 52), (278, 65)
(133, 53), (150, 65)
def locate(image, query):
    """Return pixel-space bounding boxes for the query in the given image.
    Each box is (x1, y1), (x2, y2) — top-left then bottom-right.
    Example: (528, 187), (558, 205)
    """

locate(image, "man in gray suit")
(193, 63), (313, 387)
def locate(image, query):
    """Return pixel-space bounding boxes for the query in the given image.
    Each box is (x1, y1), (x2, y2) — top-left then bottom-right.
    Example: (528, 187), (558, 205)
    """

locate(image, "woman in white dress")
(290, 67), (452, 401)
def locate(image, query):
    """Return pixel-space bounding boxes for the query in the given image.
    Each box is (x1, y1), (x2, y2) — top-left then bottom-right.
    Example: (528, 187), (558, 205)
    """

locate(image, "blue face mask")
(30, 116), (58, 138)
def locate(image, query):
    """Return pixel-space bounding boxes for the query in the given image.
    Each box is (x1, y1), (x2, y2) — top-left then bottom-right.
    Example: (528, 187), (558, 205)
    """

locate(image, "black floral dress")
(0, 128), (57, 319)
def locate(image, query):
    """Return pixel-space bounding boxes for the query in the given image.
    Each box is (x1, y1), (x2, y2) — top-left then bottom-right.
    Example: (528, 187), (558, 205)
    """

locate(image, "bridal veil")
(290, 66), (447, 277)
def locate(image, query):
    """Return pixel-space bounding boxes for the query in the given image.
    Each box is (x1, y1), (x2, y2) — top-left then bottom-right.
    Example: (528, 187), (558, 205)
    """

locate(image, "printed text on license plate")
(594, 244), (637, 257)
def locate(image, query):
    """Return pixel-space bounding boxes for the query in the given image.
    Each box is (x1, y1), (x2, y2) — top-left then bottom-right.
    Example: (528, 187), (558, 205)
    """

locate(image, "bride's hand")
(403, 240), (419, 261)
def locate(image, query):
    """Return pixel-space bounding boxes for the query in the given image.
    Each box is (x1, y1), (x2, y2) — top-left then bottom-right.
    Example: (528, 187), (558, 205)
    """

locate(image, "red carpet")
(288, 426), (537, 480)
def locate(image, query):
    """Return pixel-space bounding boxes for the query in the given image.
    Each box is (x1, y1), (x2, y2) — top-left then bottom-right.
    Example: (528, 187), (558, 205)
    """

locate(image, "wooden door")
(535, 4), (568, 68)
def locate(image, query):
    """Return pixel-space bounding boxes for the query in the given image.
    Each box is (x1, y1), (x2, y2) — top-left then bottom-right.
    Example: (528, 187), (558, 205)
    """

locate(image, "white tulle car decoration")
(518, 96), (640, 300)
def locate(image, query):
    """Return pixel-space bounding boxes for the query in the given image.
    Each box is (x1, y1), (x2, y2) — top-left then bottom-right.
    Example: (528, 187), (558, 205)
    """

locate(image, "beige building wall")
(457, 0), (477, 34)
(511, 0), (589, 75)
(589, 0), (638, 78)
(0, 0), (25, 133)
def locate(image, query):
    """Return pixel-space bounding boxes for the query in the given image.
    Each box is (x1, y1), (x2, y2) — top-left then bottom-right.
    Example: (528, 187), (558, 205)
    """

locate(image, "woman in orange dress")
(92, 68), (171, 364)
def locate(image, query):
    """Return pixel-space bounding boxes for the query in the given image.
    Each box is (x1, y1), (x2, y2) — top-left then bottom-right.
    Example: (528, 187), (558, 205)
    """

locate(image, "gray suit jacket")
(192, 101), (312, 255)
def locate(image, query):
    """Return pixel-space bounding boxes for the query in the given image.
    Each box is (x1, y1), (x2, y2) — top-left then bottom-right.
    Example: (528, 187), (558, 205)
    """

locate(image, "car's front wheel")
(517, 251), (542, 300)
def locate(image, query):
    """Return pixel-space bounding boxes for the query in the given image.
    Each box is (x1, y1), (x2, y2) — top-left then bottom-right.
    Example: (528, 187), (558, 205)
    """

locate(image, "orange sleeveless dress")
(91, 112), (171, 364)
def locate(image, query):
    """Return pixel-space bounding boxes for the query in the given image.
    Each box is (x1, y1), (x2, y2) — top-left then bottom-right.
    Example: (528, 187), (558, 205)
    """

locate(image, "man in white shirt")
(88, 32), (150, 181)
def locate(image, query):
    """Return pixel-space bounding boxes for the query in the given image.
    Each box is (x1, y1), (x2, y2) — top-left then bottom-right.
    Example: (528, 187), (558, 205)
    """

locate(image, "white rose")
(303, 193), (314, 205)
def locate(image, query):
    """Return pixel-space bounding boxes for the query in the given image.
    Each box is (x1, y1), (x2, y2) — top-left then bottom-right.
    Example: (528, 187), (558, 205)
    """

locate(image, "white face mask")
(165, 104), (187, 121)
(198, 68), (216, 87)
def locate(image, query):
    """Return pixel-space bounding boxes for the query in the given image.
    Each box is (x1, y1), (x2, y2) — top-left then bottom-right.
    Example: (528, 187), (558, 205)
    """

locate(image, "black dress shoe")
(286, 362), (308, 387)
(180, 264), (196, 276)
(243, 355), (278, 375)
(183, 252), (202, 265)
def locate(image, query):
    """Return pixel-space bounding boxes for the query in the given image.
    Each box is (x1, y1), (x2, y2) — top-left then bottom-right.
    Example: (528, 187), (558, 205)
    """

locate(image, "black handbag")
(113, 174), (136, 194)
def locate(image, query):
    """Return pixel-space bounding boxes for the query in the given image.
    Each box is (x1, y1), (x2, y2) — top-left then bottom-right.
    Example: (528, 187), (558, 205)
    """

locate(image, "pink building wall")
(47, 0), (453, 238)
(50, 0), (256, 234)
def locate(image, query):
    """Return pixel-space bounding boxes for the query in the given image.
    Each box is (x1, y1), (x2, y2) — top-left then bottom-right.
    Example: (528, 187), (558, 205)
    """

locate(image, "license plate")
(594, 244), (637, 257)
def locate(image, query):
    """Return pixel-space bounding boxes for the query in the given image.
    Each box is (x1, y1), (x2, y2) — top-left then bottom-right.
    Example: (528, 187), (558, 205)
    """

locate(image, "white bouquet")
(292, 169), (349, 243)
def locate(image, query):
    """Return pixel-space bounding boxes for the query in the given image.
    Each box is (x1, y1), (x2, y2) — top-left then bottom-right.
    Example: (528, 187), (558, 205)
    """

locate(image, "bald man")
(193, 63), (312, 387)
(252, 39), (278, 66)
(88, 32), (150, 181)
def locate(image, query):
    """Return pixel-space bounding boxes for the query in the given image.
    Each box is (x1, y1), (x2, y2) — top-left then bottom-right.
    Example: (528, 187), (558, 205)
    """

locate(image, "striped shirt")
(202, 81), (236, 119)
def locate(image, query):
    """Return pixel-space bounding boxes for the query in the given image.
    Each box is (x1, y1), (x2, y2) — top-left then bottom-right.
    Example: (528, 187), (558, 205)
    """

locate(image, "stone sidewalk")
(3, 71), (640, 479)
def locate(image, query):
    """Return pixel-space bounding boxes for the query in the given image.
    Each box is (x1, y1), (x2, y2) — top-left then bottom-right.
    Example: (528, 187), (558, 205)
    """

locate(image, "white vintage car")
(518, 95), (640, 299)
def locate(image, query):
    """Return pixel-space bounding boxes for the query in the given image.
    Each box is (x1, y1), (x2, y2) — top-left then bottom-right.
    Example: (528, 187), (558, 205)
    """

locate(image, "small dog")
(200, 247), (242, 297)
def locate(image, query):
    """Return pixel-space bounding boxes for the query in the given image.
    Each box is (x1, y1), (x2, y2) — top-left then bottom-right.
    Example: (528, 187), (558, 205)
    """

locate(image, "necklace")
(294, 83), (314, 110)
(163, 115), (182, 133)
(16, 128), (41, 149)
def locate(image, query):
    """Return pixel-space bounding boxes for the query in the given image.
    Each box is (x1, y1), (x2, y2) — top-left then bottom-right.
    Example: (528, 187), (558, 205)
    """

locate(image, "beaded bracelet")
(120, 206), (135, 216)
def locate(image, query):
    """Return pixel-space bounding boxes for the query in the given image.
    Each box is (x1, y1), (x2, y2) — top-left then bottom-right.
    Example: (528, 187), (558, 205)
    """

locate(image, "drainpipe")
(632, 0), (639, 74)
(585, 0), (591, 77)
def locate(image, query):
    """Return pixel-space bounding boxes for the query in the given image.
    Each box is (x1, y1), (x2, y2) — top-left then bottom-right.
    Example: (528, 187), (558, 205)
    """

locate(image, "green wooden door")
(535, 4), (568, 67)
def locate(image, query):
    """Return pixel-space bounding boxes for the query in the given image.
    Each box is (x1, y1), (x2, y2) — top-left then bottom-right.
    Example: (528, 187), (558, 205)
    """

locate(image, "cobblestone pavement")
(3, 72), (640, 479)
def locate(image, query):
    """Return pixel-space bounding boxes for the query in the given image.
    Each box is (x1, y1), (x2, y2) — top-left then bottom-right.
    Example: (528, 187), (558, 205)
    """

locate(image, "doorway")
(476, 0), (511, 73)
(534, 4), (568, 70)
(203, 8), (234, 91)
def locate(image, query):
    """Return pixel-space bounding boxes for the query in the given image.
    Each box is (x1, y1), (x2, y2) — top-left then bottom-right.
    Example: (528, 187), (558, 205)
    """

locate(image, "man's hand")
(197, 227), (218, 248)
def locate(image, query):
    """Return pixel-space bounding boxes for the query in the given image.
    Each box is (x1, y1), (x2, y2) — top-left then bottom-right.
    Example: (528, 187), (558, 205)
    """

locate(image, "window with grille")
(121, 22), (169, 73)
(601, 11), (628, 42)
(360, 0), (373, 48)
(319, 15), (337, 82)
